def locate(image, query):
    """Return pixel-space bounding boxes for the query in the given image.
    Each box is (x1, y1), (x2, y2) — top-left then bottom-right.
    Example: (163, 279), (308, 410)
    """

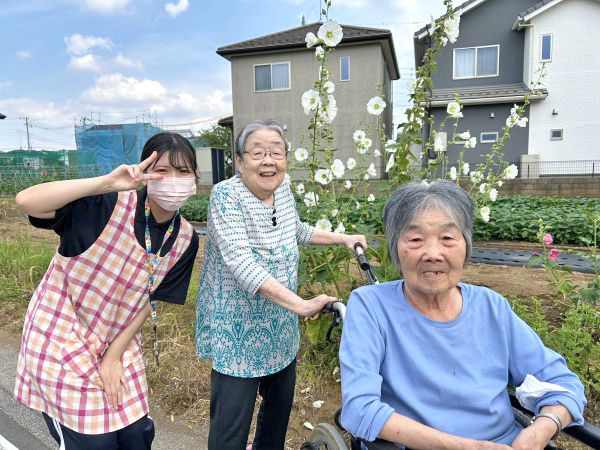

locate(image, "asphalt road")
(0, 331), (207, 450)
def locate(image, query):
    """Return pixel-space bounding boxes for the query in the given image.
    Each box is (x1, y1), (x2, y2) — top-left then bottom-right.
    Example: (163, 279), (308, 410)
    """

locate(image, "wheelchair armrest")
(509, 392), (600, 448)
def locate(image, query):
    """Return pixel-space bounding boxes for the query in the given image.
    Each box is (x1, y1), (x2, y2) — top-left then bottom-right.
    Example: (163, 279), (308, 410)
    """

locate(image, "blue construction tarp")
(75, 123), (162, 175)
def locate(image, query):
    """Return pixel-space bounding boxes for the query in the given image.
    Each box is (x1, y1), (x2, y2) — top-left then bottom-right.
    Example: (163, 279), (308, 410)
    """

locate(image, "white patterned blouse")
(195, 175), (314, 377)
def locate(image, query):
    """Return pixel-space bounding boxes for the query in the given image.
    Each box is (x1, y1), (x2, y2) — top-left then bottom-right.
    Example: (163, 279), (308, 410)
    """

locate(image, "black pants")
(208, 358), (296, 450)
(42, 412), (154, 450)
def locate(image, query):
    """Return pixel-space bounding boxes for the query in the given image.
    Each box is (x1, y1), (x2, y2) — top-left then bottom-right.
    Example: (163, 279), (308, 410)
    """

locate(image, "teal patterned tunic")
(195, 176), (314, 377)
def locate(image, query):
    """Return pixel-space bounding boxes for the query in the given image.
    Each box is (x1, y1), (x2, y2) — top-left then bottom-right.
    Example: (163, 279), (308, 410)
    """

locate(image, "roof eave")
(424, 91), (548, 107)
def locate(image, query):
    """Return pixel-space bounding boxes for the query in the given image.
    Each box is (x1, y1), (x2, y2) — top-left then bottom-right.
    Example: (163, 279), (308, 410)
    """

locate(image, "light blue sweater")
(339, 281), (586, 445)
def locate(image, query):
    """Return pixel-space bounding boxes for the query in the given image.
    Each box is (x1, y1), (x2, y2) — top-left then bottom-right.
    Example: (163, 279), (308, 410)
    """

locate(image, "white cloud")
(83, 0), (131, 14)
(114, 53), (144, 71)
(68, 54), (103, 71)
(0, 81), (12, 90)
(82, 73), (167, 103)
(65, 34), (113, 55)
(16, 50), (32, 59)
(165, 0), (189, 17)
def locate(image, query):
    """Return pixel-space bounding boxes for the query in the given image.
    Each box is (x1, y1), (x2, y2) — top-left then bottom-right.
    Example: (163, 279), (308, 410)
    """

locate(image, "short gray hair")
(383, 181), (474, 268)
(234, 119), (289, 160)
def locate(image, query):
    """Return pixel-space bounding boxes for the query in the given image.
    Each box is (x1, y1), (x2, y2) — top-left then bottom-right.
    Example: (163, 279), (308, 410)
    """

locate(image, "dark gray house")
(414, 0), (600, 177)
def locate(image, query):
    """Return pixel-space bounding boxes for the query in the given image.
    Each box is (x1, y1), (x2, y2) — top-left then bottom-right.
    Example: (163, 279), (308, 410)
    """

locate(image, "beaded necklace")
(145, 196), (178, 367)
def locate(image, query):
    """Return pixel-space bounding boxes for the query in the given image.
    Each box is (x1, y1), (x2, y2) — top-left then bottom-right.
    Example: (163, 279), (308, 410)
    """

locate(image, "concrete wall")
(229, 42), (389, 179)
(432, 0), (538, 89)
(527, 0), (600, 163)
(496, 176), (600, 197)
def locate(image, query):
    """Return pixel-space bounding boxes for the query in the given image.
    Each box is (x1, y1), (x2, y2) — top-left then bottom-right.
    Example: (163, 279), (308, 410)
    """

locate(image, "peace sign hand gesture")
(103, 151), (164, 192)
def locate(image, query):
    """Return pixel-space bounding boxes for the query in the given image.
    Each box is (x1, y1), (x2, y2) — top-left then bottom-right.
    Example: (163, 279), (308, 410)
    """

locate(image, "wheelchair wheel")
(301, 422), (349, 450)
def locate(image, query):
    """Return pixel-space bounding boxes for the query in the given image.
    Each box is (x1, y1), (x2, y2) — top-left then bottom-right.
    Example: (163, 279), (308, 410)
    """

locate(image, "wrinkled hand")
(342, 234), (368, 253)
(510, 424), (552, 450)
(300, 294), (337, 318)
(103, 151), (163, 192)
(99, 356), (130, 410)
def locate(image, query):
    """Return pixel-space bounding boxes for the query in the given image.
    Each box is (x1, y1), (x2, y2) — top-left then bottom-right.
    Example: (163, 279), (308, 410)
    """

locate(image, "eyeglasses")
(244, 148), (287, 160)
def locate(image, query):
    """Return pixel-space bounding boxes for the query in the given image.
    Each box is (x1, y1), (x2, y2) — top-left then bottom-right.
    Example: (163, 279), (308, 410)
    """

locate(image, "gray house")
(414, 0), (600, 177)
(217, 22), (400, 179)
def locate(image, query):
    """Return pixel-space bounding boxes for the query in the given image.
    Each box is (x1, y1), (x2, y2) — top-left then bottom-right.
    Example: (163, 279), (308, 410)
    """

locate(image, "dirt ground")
(1, 199), (597, 449)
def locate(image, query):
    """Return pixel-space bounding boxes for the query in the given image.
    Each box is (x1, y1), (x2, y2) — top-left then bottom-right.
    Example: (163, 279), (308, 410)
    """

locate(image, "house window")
(453, 45), (499, 79)
(254, 62), (290, 91)
(480, 132), (498, 143)
(540, 34), (552, 62)
(551, 129), (563, 140)
(340, 56), (350, 81)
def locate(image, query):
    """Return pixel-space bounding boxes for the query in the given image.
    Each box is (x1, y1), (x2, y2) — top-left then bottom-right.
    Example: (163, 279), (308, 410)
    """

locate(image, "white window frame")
(453, 45), (500, 80)
(551, 129), (563, 140)
(253, 62), (291, 92)
(480, 132), (498, 143)
(340, 56), (350, 81)
(540, 33), (553, 62)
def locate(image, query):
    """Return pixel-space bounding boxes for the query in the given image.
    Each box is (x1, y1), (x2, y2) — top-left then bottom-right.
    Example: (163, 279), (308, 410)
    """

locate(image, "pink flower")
(543, 233), (553, 245)
(548, 249), (559, 261)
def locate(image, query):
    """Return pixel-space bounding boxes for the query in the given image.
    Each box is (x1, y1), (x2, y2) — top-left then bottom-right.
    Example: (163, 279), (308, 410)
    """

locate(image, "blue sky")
(0, 0), (448, 151)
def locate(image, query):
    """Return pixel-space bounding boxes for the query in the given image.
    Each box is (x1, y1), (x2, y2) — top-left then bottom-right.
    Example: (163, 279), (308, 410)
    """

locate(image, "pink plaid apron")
(14, 190), (194, 434)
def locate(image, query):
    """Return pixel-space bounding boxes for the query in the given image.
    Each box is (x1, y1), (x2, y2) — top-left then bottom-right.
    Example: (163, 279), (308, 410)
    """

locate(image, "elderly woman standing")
(340, 181), (586, 450)
(196, 119), (366, 450)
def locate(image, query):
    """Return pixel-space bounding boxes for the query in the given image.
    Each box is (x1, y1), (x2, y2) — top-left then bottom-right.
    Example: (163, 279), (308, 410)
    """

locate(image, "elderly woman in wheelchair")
(339, 181), (587, 450)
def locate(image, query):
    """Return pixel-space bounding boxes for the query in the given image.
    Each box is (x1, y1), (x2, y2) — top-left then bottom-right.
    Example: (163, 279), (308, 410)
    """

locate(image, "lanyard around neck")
(144, 196), (178, 366)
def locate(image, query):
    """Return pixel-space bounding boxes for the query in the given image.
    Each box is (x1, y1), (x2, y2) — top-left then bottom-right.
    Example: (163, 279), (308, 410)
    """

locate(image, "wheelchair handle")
(323, 301), (346, 341)
(354, 243), (370, 271)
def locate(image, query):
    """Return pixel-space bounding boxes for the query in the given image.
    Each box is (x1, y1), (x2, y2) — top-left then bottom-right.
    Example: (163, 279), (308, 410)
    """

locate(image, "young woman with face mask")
(14, 132), (199, 450)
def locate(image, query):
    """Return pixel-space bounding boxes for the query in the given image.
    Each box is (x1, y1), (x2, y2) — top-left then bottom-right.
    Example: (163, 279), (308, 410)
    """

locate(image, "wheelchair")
(301, 245), (600, 450)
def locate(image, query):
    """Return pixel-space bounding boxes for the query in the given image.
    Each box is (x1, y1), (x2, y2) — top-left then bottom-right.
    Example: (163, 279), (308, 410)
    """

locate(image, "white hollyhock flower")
(449, 166), (457, 180)
(296, 183), (305, 195)
(344, 180), (352, 189)
(447, 101), (463, 118)
(315, 168), (333, 185)
(367, 163), (376, 177)
(374, 149), (381, 157)
(441, 36), (448, 46)
(363, 138), (372, 149)
(497, 180), (503, 187)
(385, 139), (397, 152)
(464, 136), (477, 149)
(385, 153), (395, 173)
(315, 46), (325, 60)
(315, 219), (332, 232)
(295, 147), (308, 162)
(323, 80), (335, 94)
(504, 164), (518, 179)
(355, 201), (361, 210)
(367, 194), (375, 202)
(367, 96), (386, 115)
(407, 80), (418, 93)
(517, 117), (528, 127)
(480, 206), (490, 223)
(331, 209), (338, 217)
(353, 129), (366, 144)
(356, 145), (368, 155)
(312, 400), (324, 408)
(301, 90), (321, 114)
(304, 192), (319, 207)
(318, 20), (343, 47)
(489, 188), (498, 202)
(445, 16), (460, 43)
(479, 183), (487, 194)
(470, 170), (483, 183)
(346, 158), (356, 170)
(331, 159), (345, 178)
(305, 32), (319, 48)
(334, 222), (345, 234)
(462, 162), (470, 175)
(457, 131), (470, 141)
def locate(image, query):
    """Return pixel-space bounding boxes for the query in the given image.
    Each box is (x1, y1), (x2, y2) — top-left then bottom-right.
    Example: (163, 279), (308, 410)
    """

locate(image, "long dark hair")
(141, 132), (198, 179)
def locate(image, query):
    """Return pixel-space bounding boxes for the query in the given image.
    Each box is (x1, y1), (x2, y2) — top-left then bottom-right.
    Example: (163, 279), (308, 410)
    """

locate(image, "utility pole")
(20, 116), (32, 150)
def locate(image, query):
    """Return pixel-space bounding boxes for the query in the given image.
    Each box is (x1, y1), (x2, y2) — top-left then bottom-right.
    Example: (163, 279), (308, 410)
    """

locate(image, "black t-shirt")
(29, 188), (199, 305)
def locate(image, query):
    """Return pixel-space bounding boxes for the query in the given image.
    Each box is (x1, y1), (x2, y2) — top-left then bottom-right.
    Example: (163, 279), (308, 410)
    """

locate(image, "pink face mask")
(147, 177), (197, 211)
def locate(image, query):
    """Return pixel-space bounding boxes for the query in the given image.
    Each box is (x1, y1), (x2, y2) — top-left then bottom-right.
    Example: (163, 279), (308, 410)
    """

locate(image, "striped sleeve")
(209, 185), (270, 296)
